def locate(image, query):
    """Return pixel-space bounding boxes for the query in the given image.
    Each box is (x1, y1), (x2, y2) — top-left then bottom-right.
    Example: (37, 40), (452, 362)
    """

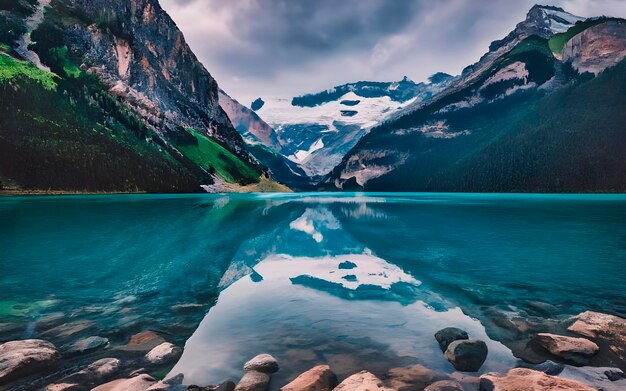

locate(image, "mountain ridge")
(324, 5), (626, 192)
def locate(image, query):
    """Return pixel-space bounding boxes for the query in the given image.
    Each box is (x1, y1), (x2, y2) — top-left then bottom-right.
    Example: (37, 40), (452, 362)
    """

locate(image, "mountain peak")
(529, 4), (566, 14)
(488, 4), (584, 53)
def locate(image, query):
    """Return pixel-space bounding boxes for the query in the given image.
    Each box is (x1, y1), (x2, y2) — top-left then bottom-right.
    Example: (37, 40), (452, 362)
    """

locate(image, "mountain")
(218, 89), (312, 189)
(218, 89), (281, 150)
(0, 0), (273, 193)
(254, 75), (455, 180)
(325, 6), (626, 192)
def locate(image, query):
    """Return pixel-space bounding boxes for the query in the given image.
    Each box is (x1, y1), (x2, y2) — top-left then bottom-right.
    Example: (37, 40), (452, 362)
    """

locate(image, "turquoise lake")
(1, 193), (626, 387)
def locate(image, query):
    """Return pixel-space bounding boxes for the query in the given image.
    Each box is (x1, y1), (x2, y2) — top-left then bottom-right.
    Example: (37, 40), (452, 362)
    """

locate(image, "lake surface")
(2, 193), (626, 387)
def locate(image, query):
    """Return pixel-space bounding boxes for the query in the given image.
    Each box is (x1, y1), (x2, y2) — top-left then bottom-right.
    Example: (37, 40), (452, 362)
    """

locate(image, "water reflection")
(170, 196), (519, 387)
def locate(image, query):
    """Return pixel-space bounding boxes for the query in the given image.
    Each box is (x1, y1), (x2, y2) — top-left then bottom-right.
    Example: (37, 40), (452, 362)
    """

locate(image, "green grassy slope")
(0, 50), (206, 192)
(174, 128), (260, 185)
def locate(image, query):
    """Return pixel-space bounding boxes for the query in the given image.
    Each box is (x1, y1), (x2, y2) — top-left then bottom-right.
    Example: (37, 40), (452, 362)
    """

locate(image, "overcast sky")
(160, 0), (626, 105)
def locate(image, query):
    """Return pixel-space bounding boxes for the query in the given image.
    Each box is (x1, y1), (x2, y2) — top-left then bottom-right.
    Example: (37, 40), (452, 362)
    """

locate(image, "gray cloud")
(160, 0), (626, 105)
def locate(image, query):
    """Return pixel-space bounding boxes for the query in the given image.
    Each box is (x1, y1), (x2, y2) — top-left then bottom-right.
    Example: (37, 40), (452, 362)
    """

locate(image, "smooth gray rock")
(243, 354), (279, 374)
(0, 339), (61, 383)
(235, 370), (271, 391)
(435, 328), (469, 352)
(145, 342), (182, 364)
(444, 339), (488, 372)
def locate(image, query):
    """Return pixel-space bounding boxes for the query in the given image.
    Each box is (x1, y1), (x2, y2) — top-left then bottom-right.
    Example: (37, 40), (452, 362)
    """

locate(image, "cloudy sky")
(160, 0), (626, 105)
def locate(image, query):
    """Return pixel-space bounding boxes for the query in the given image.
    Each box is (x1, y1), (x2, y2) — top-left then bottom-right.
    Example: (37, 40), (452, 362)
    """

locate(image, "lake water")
(1, 193), (626, 387)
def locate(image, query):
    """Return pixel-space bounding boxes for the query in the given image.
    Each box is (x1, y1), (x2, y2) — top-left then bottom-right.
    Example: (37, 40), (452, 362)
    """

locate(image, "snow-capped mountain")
(326, 5), (626, 192)
(254, 75), (455, 178)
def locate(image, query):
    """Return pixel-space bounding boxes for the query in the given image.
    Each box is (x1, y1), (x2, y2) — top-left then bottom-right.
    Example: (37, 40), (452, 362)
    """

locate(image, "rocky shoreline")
(1, 310), (625, 391)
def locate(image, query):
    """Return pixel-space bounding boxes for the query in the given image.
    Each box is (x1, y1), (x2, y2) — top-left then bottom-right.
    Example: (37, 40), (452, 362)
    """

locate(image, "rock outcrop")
(562, 21), (626, 75)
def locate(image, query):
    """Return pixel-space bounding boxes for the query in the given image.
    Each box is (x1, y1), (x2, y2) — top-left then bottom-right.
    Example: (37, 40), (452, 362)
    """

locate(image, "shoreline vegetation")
(1, 309), (624, 390)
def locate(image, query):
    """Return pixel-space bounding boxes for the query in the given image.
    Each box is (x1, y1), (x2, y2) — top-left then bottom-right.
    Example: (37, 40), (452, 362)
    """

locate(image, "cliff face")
(38, 0), (255, 165)
(562, 21), (626, 75)
(218, 89), (282, 151)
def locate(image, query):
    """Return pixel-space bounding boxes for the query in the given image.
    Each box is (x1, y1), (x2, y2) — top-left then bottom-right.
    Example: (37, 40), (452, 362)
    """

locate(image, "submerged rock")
(280, 365), (338, 391)
(65, 336), (109, 355)
(385, 364), (450, 391)
(118, 330), (166, 353)
(444, 340), (488, 372)
(532, 333), (599, 364)
(479, 368), (595, 391)
(145, 342), (182, 364)
(39, 320), (95, 340)
(243, 354), (279, 374)
(0, 339), (61, 383)
(434, 328), (469, 352)
(92, 374), (157, 391)
(334, 371), (393, 391)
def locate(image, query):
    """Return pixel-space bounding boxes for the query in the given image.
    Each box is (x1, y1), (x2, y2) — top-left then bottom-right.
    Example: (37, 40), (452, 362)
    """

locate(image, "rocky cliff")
(44, 0), (254, 163)
(0, 0), (268, 192)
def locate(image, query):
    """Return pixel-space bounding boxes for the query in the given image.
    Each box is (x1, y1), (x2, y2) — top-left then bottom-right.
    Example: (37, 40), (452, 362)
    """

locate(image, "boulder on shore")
(235, 370), (271, 391)
(145, 342), (182, 364)
(444, 340), (488, 372)
(385, 364), (450, 391)
(434, 328), (469, 352)
(235, 354), (279, 391)
(0, 339), (61, 383)
(280, 365), (337, 391)
(532, 333), (599, 364)
(479, 368), (595, 391)
(334, 371), (394, 391)
(568, 311), (626, 366)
